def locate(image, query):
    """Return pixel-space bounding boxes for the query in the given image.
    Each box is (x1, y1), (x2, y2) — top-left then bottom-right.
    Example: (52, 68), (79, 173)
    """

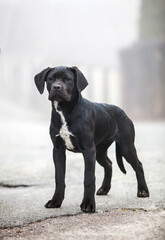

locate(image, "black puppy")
(34, 66), (149, 213)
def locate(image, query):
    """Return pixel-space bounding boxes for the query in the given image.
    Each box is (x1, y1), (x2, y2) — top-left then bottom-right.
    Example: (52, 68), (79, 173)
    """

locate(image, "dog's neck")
(52, 92), (82, 115)
(52, 92), (81, 150)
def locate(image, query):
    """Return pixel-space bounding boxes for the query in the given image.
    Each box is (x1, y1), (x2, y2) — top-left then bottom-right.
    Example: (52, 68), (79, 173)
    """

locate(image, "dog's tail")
(115, 143), (126, 174)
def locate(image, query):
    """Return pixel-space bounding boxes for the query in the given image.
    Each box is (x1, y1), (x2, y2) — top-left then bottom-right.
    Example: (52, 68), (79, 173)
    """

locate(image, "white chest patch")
(54, 101), (74, 150)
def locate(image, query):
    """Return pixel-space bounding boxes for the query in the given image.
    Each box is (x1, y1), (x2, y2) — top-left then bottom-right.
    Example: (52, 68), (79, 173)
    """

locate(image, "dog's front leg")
(45, 148), (66, 208)
(80, 147), (96, 213)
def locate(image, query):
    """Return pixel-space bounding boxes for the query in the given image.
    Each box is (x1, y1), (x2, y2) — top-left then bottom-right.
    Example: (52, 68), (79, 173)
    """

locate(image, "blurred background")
(1, 0), (165, 120)
(0, 1), (165, 227)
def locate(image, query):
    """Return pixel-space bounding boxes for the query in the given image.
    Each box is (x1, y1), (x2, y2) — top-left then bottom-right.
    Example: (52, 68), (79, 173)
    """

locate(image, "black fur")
(34, 66), (149, 213)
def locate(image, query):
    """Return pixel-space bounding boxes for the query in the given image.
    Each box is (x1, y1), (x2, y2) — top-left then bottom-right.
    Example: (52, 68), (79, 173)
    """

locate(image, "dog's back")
(34, 66), (149, 213)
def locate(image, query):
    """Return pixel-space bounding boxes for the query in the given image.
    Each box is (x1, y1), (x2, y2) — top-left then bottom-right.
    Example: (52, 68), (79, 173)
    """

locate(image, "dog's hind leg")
(96, 143), (113, 195)
(118, 142), (149, 197)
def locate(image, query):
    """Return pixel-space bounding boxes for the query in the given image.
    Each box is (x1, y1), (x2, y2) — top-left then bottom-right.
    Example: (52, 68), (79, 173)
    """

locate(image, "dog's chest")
(54, 101), (74, 150)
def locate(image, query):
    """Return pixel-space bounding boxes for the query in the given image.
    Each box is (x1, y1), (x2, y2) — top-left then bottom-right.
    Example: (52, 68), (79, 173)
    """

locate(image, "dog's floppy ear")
(34, 67), (51, 94)
(70, 66), (88, 92)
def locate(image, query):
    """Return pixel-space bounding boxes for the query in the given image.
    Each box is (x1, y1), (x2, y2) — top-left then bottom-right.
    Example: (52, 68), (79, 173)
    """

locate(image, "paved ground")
(0, 101), (165, 239)
(1, 210), (165, 240)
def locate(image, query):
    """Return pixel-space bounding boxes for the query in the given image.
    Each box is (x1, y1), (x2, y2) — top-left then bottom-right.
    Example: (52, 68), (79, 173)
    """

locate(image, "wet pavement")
(0, 102), (165, 236)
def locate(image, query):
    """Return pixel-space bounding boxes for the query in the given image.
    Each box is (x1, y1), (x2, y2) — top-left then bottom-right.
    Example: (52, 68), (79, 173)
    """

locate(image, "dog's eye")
(63, 78), (71, 82)
(48, 78), (53, 82)
(62, 78), (67, 83)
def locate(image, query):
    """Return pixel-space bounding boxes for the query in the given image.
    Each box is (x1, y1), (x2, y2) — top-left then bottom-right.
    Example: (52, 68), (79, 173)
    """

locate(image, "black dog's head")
(34, 66), (88, 102)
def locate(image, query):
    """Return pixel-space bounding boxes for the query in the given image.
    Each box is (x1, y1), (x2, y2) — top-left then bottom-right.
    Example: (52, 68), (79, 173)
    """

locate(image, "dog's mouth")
(48, 93), (63, 102)
(48, 91), (71, 102)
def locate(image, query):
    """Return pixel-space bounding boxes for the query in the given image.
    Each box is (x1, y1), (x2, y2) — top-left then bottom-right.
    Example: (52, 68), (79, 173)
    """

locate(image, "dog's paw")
(137, 189), (149, 198)
(80, 200), (96, 213)
(44, 199), (62, 208)
(96, 187), (109, 195)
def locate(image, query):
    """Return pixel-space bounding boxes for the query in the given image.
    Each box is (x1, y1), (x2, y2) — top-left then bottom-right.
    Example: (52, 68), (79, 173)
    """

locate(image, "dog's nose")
(54, 85), (62, 91)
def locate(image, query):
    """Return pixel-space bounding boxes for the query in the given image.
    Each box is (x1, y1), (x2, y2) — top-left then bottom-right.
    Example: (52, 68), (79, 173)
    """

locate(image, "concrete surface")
(0, 102), (165, 239)
(1, 210), (165, 240)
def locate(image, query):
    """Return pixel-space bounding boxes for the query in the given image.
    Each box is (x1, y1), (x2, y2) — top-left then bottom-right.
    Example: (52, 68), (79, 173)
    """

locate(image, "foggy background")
(1, 1), (165, 233)
(0, 0), (165, 120)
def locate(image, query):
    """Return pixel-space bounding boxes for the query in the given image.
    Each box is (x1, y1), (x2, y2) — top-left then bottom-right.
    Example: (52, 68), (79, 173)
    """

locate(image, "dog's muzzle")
(53, 85), (62, 91)
(48, 84), (71, 102)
